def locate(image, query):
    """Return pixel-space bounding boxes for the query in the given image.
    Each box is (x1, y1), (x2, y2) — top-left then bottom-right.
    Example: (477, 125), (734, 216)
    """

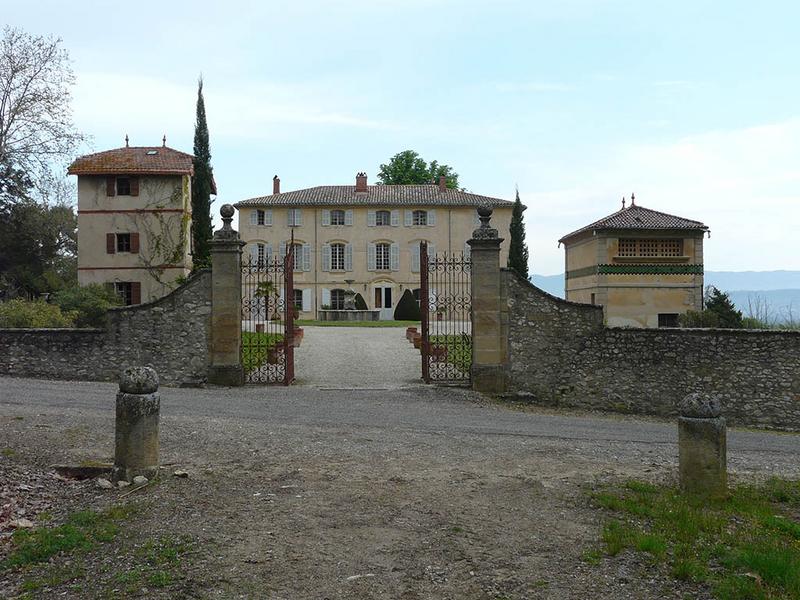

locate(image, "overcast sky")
(6, 0), (799, 274)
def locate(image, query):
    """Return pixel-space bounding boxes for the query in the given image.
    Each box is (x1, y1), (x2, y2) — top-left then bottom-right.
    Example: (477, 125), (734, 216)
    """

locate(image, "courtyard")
(2, 376), (799, 598)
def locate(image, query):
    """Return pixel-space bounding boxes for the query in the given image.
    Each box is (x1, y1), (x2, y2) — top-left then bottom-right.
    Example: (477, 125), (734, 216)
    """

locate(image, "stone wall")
(0, 270), (211, 387)
(505, 270), (800, 430)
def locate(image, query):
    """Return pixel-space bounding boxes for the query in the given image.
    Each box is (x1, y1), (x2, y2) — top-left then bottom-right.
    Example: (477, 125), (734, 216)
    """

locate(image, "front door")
(374, 285), (394, 320)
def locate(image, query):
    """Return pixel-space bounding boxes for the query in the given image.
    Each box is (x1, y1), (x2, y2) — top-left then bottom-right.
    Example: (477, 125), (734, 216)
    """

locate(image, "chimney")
(438, 175), (447, 192)
(273, 175), (280, 195)
(355, 172), (367, 193)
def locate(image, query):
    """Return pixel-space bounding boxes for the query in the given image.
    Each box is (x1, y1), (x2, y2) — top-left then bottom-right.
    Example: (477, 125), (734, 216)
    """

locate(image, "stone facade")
(505, 271), (800, 430)
(0, 270), (211, 386)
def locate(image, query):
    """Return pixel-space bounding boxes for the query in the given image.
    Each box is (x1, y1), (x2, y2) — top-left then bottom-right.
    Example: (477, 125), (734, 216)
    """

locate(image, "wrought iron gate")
(241, 245), (295, 384)
(420, 241), (472, 384)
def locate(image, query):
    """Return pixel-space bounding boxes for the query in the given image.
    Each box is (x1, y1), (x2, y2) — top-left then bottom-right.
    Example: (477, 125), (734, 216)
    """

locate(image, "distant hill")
(530, 271), (800, 322)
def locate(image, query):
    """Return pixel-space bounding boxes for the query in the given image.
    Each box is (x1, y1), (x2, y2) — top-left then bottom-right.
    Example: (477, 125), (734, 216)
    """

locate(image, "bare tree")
(0, 27), (85, 190)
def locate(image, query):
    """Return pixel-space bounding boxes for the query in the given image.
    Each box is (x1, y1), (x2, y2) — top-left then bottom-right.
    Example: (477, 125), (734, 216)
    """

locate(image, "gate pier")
(208, 204), (246, 386)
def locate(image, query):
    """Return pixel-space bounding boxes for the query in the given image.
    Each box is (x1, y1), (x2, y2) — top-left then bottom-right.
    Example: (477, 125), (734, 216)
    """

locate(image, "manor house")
(559, 197), (709, 328)
(68, 140), (208, 304)
(234, 173), (514, 319)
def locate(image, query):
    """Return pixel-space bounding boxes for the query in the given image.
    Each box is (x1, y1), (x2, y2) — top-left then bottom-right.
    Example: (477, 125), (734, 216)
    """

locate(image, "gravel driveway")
(2, 376), (799, 599)
(294, 325), (421, 388)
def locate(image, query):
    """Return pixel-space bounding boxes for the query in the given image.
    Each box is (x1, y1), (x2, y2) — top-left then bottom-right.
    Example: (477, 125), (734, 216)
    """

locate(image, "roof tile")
(234, 185), (513, 208)
(559, 204), (708, 242)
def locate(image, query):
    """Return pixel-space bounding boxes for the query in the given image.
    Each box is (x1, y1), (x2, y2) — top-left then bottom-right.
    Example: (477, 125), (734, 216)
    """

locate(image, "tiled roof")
(68, 146), (195, 176)
(559, 204), (708, 243)
(234, 185), (513, 208)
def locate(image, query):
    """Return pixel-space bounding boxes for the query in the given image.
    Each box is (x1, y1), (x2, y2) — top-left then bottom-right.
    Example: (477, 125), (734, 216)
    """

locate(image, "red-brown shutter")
(131, 282), (141, 305)
(106, 176), (116, 196)
(130, 232), (140, 253)
(130, 177), (139, 196)
(106, 233), (116, 254)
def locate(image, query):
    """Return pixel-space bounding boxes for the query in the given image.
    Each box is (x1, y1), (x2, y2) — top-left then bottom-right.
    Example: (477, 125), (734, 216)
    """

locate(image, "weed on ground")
(589, 478), (800, 599)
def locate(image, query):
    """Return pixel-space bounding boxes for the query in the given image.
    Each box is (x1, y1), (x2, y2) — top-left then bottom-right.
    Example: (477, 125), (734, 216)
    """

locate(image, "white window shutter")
(302, 288), (311, 312)
(303, 244), (311, 271)
(391, 210), (400, 226)
(367, 210), (376, 226)
(411, 243), (420, 273)
(295, 209), (302, 226)
(428, 209), (436, 226)
(367, 242), (376, 271)
(250, 210), (259, 225)
(390, 242), (399, 271)
(321, 210), (331, 226)
(250, 244), (259, 263)
(464, 241), (471, 260)
(287, 210), (293, 227)
(264, 209), (273, 226)
(345, 210), (353, 226)
(404, 210), (413, 226)
(279, 241), (286, 259)
(321, 244), (331, 272)
(345, 243), (353, 271)
(322, 288), (331, 307)
(265, 242), (273, 264)
(428, 243), (436, 264)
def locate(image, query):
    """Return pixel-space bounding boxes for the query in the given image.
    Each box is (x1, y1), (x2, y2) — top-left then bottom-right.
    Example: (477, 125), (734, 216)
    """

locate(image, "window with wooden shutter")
(106, 233), (116, 254)
(344, 243), (353, 271)
(344, 210), (353, 226)
(106, 177), (116, 197)
(130, 232), (140, 253)
(129, 177), (139, 196)
(250, 210), (258, 226)
(428, 209), (436, 226)
(404, 210), (413, 226)
(321, 244), (331, 271)
(321, 210), (331, 226)
(116, 177), (131, 196)
(130, 282), (141, 305)
(375, 210), (390, 226)
(367, 210), (376, 226)
(367, 242), (376, 271)
(411, 243), (421, 273)
(302, 244), (311, 271)
(391, 210), (400, 227)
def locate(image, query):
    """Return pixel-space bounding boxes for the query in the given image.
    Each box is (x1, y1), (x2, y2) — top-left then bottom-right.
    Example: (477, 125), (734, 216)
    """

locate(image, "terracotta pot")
(412, 335), (422, 349)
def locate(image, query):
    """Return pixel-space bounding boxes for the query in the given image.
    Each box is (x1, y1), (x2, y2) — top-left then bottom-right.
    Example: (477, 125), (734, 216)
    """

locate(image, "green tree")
(704, 286), (743, 328)
(393, 289), (421, 321)
(507, 188), (529, 279)
(191, 76), (214, 269)
(0, 196), (77, 298)
(52, 284), (121, 328)
(377, 150), (460, 189)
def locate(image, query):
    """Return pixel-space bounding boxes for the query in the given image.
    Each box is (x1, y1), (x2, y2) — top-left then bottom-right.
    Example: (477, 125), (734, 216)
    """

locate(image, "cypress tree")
(191, 76), (214, 269)
(507, 187), (529, 279)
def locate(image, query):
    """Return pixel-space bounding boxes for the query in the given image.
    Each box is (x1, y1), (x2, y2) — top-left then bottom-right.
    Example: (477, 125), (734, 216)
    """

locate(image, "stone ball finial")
(679, 392), (721, 418)
(477, 203), (493, 218)
(220, 204), (235, 219)
(119, 367), (159, 394)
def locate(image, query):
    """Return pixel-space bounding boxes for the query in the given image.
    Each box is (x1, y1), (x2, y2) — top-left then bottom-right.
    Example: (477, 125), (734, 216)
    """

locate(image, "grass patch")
(296, 319), (420, 327)
(590, 477), (800, 599)
(241, 330), (284, 372)
(430, 333), (472, 373)
(2, 504), (137, 570)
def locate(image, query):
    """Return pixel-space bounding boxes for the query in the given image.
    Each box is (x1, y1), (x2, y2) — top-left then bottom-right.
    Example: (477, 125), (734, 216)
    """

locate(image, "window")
(115, 282), (133, 305)
(331, 210), (345, 226)
(375, 242), (390, 270)
(330, 289), (345, 310)
(330, 243), (345, 270)
(293, 289), (303, 311)
(376, 210), (391, 226)
(290, 243), (303, 271)
(618, 239), (683, 258)
(257, 210), (266, 226)
(413, 210), (427, 226)
(116, 233), (131, 252)
(658, 313), (679, 328)
(288, 208), (302, 227)
(257, 243), (266, 266)
(116, 177), (131, 196)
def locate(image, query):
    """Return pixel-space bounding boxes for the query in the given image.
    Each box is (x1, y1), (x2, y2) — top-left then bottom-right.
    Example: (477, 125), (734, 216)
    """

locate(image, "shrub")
(52, 284), (121, 328)
(393, 289), (421, 320)
(0, 299), (75, 328)
(354, 293), (368, 310)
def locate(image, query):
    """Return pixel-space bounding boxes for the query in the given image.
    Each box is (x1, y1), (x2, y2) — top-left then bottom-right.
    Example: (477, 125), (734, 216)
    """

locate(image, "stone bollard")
(678, 392), (727, 498)
(113, 367), (160, 482)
